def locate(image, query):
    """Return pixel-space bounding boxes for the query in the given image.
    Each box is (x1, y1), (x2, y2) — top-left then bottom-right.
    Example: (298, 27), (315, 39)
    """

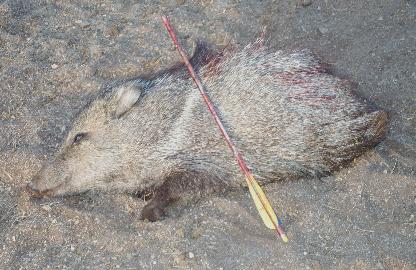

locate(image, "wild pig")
(27, 42), (388, 221)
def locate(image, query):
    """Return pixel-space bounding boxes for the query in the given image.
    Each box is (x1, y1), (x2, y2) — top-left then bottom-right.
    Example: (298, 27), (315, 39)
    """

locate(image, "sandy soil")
(0, 0), (415, 269)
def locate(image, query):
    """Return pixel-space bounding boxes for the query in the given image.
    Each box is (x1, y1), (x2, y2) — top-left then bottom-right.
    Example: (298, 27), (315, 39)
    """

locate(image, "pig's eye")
(72, 132), (87, 145)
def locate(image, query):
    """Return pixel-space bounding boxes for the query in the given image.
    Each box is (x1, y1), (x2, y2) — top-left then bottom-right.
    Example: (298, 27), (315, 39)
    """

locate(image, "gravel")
(0, 0), (415, 269)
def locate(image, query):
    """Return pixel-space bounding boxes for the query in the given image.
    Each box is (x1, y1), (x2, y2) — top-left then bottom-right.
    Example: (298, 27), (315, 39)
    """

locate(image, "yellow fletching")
(246, 174), (279, 230)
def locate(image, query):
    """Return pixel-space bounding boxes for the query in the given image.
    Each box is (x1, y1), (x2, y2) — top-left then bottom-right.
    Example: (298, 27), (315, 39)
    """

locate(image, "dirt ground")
(0, 0), (415, 269)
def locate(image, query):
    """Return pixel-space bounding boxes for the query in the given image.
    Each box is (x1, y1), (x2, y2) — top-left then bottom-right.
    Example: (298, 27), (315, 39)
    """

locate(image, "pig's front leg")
(140, 170), (220, 221)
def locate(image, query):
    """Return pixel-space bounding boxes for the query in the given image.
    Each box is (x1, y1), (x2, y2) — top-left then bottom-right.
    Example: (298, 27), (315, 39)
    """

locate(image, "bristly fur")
(28, 41), (388, 221)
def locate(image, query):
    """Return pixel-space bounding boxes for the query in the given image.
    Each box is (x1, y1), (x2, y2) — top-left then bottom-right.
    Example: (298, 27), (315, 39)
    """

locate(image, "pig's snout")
(25, 177), (51, 198)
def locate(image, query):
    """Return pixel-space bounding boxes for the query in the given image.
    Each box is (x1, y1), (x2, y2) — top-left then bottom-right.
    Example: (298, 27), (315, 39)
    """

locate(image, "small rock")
(176, 0), (186, 5)
(89, 45), (103, 61)
(70, 245), (75, 251)
(301, 0), (312, 7)
(191, 227), (204, 239)
(318, 26), (329, 34)
(106, 25), (120, 37)
(75, 20), (91, 29)
(376, 262), (384, 269)
(173, 253), (186, 266)
(51, 64), (58, 69)
(187, 252), (194, 259)
(175, 228), (185, 238)
(310, 260), (322, 270)
(41, 205), (52, 212)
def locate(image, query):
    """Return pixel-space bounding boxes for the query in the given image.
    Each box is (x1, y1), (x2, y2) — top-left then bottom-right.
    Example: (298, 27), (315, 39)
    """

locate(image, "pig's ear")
(113, 83), (143, 118)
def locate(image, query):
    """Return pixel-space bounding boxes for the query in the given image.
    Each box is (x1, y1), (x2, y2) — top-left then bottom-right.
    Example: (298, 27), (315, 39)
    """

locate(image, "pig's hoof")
(141, 204), (166, 222)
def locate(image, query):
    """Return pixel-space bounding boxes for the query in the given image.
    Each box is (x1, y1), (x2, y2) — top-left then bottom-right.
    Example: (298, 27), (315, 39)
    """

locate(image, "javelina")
(27, 41), (387, 221)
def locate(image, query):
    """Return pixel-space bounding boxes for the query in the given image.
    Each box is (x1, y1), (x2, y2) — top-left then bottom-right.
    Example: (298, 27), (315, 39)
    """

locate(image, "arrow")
(161, 15), (288, 243)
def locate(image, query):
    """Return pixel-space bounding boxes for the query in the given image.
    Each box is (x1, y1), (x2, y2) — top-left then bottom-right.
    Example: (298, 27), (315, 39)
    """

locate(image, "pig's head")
(27, 81), (144, 197)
